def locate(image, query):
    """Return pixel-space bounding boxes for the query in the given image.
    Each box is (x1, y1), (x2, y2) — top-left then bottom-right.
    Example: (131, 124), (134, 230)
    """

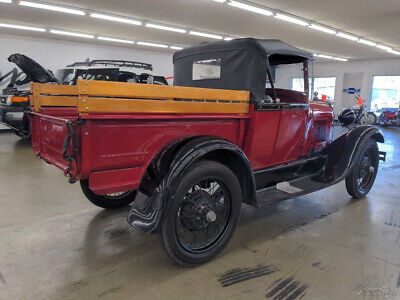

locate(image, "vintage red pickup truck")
(25, 38), (384, 266)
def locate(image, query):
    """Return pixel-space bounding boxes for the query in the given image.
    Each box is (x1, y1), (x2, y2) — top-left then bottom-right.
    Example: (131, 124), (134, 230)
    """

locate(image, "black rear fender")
(130, 136), (256, 233)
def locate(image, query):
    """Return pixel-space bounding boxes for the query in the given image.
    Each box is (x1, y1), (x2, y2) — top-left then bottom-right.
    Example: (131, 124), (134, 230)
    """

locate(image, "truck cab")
(173, 39), (333, 172)
(26, 38), (384, 266)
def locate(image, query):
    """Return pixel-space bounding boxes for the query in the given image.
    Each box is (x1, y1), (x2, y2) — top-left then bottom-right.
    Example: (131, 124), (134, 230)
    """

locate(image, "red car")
(26, 38), (384, 266)
(379, 109), (400, 126)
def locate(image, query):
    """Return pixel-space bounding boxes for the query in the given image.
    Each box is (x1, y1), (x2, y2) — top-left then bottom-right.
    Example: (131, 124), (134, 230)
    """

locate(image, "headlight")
(6, 96), (13, 106)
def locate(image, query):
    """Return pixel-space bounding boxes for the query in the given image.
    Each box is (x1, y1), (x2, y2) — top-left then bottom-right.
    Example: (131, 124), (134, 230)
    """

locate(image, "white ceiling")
(0, 0), (400, 61)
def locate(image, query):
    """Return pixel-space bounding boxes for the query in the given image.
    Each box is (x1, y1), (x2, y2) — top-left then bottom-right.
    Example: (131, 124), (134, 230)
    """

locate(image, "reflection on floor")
(0, 127), (399, 299)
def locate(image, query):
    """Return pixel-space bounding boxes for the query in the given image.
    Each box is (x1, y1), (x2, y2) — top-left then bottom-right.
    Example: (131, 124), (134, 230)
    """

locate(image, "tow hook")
(379, 151), (386, 162)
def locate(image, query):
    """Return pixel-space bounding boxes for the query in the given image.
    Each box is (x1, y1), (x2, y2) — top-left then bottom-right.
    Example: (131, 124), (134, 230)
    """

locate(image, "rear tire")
(161, 160), (242, 266)
(80, 180), (137, 209)
(345, 139), (379, 199)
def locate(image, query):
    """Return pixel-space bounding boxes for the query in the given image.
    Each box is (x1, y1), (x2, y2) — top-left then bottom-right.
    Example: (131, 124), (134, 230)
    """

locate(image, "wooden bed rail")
(30, 80), (250, 115)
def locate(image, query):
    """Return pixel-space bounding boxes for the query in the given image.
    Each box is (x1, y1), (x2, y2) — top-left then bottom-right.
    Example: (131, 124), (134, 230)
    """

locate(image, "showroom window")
(292, 77), (336, 100)
(370, 76), (400, 112)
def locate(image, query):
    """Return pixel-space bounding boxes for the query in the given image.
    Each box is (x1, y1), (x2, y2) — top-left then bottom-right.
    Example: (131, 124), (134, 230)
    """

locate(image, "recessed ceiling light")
(98, 36), (135, 44)
(275, 13), (309, 26)
(309, 24), (335, 35)
(358, 39), (377, 47)
(19, 1), (85, 15)
(228, 1), (273, 16)
(50, 29), (94, 39)
(90, 13), (142, 25)
(145, 23), (186, 33)
(377, 44), (392, 51)
(170, 46), (183, 50)
(0, 22), (45, 32)
(336, 32), (358, 41)
(137, 41), (168, 48)
(0, 0), (12, 4)
(189, 31), (223, 39)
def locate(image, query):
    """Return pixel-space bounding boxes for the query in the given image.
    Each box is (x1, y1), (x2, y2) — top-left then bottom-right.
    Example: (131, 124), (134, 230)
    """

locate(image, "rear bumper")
(0, 104), (26, 131)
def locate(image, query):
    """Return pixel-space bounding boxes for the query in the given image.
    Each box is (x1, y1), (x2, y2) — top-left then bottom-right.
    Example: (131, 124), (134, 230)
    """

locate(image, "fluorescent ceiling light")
(228, 1), (273, 16)
(275, 13), (309, 26)
(377, 44), (392, 51)
(388, 50), (400, 55)
(137, 41), (168, 48)
(0, 0), (12, 3)
(332, 57), (348, 62)
(90, 13), (142, 25)
(336, 32), (358, 41)
(145, 23), (186, 33)
(0, 22), (45, 32)
(318, 54), (333, 59)
(170, 46), (183, 50)
(19, 1), (85, 15)
(189, 31), (223, 39)
(98, 36), (134, 44)
(309, 24), (335, 34)
(50, 29), (94, 39)
(224, 37), (234, 41)
(358, 39), (377, 47)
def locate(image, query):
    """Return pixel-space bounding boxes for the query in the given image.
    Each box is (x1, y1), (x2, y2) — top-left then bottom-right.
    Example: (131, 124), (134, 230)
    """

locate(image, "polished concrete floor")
(0, 126), (399, 299)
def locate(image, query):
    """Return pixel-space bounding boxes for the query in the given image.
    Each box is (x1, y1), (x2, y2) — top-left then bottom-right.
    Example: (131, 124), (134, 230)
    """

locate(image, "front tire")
(80, 180), (137, 209)
(345, 139), (379, 199)
(161, 160), (242, 266)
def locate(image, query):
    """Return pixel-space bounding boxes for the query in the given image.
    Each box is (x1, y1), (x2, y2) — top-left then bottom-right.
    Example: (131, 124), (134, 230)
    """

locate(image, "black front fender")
(320, 125), (384, 183)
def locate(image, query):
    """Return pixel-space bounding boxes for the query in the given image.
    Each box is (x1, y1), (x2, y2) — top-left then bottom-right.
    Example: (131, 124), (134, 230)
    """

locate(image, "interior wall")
(275, 58), (400, 113)
(0, 33), (174, 90)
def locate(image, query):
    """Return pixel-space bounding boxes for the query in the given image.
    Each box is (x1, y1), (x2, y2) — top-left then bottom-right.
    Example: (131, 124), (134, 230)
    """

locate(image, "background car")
(1, 55), (168, 138)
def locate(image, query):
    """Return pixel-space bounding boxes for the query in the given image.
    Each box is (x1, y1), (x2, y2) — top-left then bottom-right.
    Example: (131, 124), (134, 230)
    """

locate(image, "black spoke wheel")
(345, 139), (379, 199)
(162, 161), (242, 266)
(80, 180), (137, 209)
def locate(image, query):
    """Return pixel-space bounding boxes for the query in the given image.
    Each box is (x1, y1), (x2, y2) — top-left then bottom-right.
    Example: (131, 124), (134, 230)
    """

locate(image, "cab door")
(269, 103), (308, 165)
(244, 104), (281, 170)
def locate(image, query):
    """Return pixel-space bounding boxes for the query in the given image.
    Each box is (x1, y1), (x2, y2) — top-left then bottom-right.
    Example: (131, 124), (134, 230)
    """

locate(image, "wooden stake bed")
(30, 80), (250, 115)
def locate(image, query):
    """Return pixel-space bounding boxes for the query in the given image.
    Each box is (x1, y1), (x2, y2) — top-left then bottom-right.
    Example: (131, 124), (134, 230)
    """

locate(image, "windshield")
(55, 69), (76, 85)
(54, 68), (167, 85)
(55, 68), (119, 85)
(76, 68), (119, 82)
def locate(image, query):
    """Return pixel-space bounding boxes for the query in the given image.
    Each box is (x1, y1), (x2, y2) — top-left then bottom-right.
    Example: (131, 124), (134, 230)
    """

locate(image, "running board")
(255, 176), (331, 207)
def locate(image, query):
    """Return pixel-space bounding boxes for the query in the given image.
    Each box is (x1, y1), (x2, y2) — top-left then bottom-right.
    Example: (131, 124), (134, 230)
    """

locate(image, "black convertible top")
(173, 38), (312, 102)
(173, 38), (312, 65)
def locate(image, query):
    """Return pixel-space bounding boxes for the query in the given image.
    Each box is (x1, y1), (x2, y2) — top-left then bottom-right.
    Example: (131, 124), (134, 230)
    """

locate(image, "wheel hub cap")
(206, 211), (217, 223)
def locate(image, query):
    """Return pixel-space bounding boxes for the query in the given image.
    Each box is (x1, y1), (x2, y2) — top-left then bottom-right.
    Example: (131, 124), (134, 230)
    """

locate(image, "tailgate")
(29, 111), (79, 176)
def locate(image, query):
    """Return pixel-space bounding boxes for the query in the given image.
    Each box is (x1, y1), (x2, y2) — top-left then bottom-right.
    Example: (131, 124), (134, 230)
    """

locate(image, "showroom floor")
(0, 127), (399, 299)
